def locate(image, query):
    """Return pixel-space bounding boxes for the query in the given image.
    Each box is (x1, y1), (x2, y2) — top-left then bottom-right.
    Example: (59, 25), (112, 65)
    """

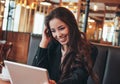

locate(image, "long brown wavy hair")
(45, 7), (99, 84)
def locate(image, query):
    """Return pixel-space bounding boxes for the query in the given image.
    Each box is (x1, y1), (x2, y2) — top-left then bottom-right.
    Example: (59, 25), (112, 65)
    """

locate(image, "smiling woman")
(32, 7), (99, 84)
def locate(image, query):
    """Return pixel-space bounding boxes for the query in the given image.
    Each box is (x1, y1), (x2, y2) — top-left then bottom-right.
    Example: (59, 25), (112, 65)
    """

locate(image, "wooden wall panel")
(4, 31), (30, 64)
(0, 28), (2, 40)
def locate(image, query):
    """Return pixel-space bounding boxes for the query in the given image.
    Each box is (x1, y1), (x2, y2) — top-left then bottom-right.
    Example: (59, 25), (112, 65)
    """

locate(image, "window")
(33, 13), (45, 34)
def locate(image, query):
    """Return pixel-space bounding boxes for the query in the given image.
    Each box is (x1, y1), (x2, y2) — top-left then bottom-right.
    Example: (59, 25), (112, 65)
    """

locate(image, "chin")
(60, 41), (68, 45)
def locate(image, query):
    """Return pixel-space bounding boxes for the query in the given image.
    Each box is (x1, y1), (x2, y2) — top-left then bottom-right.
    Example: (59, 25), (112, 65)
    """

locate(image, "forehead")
(49, 18), (66, 28)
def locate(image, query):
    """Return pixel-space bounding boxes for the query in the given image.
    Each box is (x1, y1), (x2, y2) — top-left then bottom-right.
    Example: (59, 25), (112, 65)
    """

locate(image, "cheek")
(65, 29), (69, 36)
(51, 33), (56, 38)
(66, 31), (70, 40)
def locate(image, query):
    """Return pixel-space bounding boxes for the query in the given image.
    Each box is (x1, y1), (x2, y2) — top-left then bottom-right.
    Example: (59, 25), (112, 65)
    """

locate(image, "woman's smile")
(58, 35), (68, 43)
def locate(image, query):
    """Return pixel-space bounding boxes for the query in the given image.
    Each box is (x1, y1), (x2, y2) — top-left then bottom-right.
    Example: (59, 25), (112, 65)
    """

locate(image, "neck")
(61, 45), (68, 63)
(61, 45), (68, 58)
(61, 45), (68, 52)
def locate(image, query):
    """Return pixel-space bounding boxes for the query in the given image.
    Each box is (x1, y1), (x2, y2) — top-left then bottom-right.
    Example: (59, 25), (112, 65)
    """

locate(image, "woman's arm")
(32, 25), (52, 68)
(32, 47), (49, 69)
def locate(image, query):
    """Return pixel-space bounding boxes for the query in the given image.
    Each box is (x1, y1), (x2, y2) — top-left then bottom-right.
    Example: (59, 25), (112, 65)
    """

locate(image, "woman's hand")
(39, 26), (51, 48)
(0, 78), (10, 84)
(49, 80), (56, 84)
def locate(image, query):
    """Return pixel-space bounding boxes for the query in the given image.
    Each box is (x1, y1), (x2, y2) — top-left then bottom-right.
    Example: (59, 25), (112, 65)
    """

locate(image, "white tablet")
(4, 60), (49, 84)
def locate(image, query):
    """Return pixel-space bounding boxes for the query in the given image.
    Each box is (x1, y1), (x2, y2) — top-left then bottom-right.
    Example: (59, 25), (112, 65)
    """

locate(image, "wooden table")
(0, 78), (10, 84)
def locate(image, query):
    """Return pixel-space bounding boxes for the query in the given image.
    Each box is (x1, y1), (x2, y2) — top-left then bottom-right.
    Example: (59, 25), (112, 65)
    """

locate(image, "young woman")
(32, 7), (99, 84)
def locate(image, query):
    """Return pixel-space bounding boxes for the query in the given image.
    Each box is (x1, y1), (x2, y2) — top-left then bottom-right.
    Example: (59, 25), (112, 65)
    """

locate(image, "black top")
(32, 41), (98, 84)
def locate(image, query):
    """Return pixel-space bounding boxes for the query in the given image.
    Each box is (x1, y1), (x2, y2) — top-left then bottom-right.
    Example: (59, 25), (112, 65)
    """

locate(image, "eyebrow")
(50, 25), (64, 29)
(57, 25), (64, 28)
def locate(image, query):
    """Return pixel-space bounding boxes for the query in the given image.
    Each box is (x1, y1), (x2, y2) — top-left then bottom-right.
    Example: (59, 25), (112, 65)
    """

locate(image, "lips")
(59, 38), (66, 42)
(58, 36), (67, 43)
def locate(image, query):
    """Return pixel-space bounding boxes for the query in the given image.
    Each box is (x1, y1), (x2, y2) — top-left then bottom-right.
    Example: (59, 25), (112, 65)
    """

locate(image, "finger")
(49, 80), (56, 84)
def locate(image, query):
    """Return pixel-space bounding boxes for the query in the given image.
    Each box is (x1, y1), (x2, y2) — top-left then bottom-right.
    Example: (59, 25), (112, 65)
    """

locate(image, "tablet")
(4, 60), (49, 84)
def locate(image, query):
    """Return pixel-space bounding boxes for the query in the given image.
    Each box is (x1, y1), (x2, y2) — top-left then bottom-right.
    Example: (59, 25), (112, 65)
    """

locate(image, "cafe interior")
(0, 0), (120, 84)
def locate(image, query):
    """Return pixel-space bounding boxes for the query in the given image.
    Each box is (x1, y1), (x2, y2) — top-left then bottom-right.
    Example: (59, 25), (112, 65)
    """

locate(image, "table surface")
(0, 79), (10, 84)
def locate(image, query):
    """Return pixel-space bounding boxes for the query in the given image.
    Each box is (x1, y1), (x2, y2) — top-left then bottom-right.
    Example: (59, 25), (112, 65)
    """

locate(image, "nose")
(55, 31), (62, 38)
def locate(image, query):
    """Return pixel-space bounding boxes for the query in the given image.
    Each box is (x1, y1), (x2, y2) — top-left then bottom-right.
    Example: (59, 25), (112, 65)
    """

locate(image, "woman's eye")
(59, 27), (65, 30)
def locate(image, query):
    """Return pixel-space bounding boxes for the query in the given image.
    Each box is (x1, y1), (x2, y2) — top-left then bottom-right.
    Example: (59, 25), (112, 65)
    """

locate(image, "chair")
(102, 47), (120, 84)
(27, 34), (42, 65)
(0, 41), (13, 72)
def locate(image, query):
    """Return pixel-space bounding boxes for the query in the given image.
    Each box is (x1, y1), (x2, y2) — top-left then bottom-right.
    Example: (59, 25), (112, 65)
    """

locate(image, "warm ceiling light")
(88, 17), (95, 22)
(0, 0), (5, 3)
(26, 6), (30, 9)
(93, 4), (98, 11)
(89, 25), (92, 29)
(69, 2), (73, 5)
(89, 19), (95, 22)
(0, 15), (3, 18)
(40, 2), (51, 6)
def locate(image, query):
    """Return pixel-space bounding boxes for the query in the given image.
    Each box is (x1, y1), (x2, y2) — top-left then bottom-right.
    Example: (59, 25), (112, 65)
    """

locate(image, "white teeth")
(59, 38), (66, 42)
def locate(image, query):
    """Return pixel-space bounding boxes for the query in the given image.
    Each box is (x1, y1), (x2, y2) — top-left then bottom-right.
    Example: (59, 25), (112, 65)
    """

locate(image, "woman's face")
(49, 18), (69, 45)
